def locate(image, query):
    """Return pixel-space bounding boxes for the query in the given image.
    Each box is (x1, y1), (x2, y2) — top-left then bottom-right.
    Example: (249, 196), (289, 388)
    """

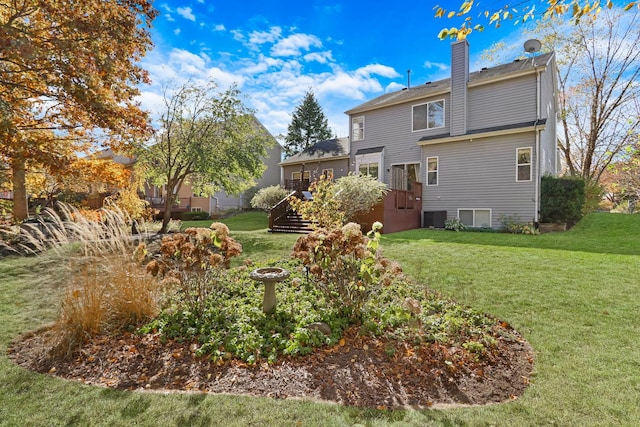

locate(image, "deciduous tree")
(0, 0), (156, 221)
(534, 10), (640, 184)
(138, 81), (274, 233)
(434, 0), (639, 39)
(282, 90), (332, 157)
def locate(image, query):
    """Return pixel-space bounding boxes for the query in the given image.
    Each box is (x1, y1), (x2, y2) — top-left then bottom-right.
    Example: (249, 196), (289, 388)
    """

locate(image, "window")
(458, 209), (492, 227)
(517, 147), (532, 181)
(391, 163), (420, 190)
(292, 171), (310, 180)
(426, 157), (438, 186)
(321, 169), (334, 180)
(352, 116), (365, 141)
(191, 207), (202, 212)
(359, 163), (379, 179)
(412, 100), (444, 131)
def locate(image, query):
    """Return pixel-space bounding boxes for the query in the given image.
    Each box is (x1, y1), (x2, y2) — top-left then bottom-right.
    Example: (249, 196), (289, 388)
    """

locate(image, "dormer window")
(352, 116), (364, 141)
(412, 100), (444, 131)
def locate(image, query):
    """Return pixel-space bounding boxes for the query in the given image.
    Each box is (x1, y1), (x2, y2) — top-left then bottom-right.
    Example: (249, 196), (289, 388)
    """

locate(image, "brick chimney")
(450, 40), (469, 136)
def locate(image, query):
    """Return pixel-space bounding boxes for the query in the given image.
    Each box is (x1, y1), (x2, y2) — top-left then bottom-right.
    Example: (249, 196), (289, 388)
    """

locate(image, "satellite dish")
(524, 39), (542, 53)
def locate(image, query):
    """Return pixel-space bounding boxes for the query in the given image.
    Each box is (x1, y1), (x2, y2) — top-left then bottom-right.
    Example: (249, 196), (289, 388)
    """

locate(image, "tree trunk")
(159, 194), (175, 234)
(11, 155), (28, 222)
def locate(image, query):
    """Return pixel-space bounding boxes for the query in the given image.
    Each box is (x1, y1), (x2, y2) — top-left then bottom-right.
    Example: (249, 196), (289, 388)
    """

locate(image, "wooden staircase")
(268, 191), (314, 233)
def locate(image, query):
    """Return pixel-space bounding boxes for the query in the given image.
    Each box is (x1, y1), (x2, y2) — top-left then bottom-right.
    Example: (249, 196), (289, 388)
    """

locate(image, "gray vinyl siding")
(282, 157), (350, 182)
(349, 94), (450, 185)
(539, 65), (558, 176)
(421, 132), (538, 228)
(467, 75), (537, 131)
(450, 41), (468, 136)
(256, 143), (282, 188)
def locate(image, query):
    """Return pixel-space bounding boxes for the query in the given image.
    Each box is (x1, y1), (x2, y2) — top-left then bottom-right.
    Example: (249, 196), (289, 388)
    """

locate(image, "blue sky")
(138, 1), (537, 138)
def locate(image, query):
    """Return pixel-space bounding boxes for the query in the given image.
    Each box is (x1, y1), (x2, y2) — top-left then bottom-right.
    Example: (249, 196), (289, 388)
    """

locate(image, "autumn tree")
(138, 81), (274, 233)
(282, 90), (332, 157)
(533, 10), (639, 185)
(0, 0), (156, 221)
(434, 0), (639, 39)
(25, 157), (132, 206)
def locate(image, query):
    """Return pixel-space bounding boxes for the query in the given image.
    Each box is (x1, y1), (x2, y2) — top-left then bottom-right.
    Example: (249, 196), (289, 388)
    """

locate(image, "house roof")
(279, 137), (350, 166)
(354, 146), (385, 155)
(345, 51), (555, 115)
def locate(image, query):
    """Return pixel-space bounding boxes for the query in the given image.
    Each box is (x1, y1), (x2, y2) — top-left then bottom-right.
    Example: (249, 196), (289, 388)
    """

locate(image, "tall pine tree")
(283, 90), (332, 157)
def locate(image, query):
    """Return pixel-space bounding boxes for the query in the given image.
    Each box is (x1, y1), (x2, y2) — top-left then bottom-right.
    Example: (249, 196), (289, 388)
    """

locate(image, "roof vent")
(481, 67), (488, 71)
(523, 39), (542, 54)
(425, 81), (432, 85)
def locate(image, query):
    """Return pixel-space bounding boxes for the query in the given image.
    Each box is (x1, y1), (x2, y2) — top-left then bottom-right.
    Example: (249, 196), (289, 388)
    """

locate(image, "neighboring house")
(345, 40), (559, 229)
(279, 137), (350, 190)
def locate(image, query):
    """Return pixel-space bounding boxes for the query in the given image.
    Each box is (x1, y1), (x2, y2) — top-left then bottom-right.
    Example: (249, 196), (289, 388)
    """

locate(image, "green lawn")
(1, 212), (639, 426)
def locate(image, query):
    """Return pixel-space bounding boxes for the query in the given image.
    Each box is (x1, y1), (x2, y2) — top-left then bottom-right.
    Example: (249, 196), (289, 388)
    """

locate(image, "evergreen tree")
(283, 90), (332, 157)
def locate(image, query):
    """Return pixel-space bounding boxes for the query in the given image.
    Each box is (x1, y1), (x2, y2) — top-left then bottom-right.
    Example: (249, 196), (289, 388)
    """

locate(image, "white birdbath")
(249, 267), (290, 314)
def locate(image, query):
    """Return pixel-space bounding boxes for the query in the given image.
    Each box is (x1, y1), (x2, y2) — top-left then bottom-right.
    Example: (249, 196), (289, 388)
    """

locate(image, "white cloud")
(174, 28), (181, 36)
(177, 7), (196, 21)
(423, 60), (449, 71)
(139, 26), (403, 139)
(385, 82), (405, 92)
(251, 27), (282, 44)
(271, 33), (322, 57)
(214, 24), (226, 31)
(164, 14), (175, 22)
(354, 64), (400, 79)
(303, 51), (334, 64)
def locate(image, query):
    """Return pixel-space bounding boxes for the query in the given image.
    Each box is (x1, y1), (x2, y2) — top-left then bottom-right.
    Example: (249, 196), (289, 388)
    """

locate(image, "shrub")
(497, 214), (539, 235)
(289, 173), (388, 229)
(181, 210), (210, 221)
(143, 223), (242, 315)
(292, 221), (402, 320)
(540, 175), (585, 225)
(444, 217), (466, 231)
(250, 185), (290, 211)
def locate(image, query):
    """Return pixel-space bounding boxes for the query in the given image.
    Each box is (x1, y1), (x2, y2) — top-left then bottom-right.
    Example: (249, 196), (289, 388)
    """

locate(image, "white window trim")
(291, 171), (310, 180)
(457, 208), (492, 228)
(412, 99), (445, 132)
(391, 162), (421, 190)
(355, 151), (383, 182)
(516, 147), (533, 182)
(191, 207), (202, 212)
(352, 116), (365, 141)
(426, 156), (439, 186)
(321, 168), (334, 180)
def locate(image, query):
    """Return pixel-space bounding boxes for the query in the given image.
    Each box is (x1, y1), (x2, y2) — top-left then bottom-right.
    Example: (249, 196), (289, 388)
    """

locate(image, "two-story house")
(345, 40), (559, 229)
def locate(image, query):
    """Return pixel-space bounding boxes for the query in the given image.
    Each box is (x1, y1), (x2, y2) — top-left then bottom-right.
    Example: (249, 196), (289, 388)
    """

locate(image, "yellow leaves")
(623, 1), (637, 11)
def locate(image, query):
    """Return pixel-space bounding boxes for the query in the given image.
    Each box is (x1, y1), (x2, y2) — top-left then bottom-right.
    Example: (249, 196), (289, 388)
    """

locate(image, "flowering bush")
(292, 221), (402, 319)
(141, 222), (242, 315)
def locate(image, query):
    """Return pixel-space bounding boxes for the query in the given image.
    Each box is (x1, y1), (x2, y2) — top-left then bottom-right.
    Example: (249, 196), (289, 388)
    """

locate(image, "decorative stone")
(249, 267), (290, 314)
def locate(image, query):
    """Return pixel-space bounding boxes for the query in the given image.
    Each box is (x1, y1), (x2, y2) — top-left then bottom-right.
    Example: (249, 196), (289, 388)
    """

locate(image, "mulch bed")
(8, 324), (534, 410)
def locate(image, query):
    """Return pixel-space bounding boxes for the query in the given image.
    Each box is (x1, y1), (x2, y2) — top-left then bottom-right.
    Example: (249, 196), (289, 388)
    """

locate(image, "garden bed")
(8, 322), (533, 409)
